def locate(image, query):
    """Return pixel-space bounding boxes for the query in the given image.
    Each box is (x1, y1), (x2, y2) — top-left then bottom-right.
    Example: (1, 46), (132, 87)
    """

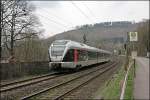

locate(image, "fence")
(120, 59), (134, 99)
(0, 61), (49, 80)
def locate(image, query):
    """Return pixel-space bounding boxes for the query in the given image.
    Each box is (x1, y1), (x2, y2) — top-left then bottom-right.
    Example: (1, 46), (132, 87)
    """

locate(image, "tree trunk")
(10, 13), (15, 56)
(0, 0), (2, 60)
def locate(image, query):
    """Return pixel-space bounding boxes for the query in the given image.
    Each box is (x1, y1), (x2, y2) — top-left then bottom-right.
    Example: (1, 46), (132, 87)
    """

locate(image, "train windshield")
(53, 41), (68, 45)
(51, 46), (66, 56)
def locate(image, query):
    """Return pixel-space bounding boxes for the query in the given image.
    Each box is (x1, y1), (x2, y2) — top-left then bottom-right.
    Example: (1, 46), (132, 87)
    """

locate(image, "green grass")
(124, 63), (137, 99)
(100, 61), (135, 99)
(100, 65), (126, 99)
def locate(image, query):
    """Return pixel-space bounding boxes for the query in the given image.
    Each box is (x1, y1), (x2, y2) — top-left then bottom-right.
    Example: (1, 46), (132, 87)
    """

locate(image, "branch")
(14, 32), (37, 41)
(2, 14), (12, 21)
(2, 19), (12, 28)
(2, 30), (11, 51)
(14, 41), (25, 47)
(2, 1), (14, 13)
(13, 22), (31, 38)
(2, 34), (11, 36)
(4, 41), (11, 51)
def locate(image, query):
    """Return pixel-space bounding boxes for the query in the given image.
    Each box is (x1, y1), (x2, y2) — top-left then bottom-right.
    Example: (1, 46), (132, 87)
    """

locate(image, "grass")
(124, 62), (137, 99)
(100, 65), (126, 99)
(99, 60), (135, 99)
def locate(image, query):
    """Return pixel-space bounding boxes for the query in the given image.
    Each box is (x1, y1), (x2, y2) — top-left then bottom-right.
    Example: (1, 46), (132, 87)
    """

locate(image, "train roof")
(52, 40), (111, 54)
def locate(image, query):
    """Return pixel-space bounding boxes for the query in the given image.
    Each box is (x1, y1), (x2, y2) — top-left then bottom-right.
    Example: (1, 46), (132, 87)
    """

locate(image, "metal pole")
(125, 32), (129, 71)
(133, 40), (136, 77)
(134, 58), (136, 77)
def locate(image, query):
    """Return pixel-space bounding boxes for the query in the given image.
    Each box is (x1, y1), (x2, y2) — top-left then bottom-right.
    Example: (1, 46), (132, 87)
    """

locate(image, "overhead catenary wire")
(37, 13), (80, 36)
(40, 18), (64, 31)
(71, 1), (93, 24)
(37, 19), (66, 38)
(36, 1), (99, 40)
(70, 1), (99, 45)
(36, 13), (69, 36)
(82, 2), (96, 23)
(40, 7), (74, 27)
(37, 13), (68, 28)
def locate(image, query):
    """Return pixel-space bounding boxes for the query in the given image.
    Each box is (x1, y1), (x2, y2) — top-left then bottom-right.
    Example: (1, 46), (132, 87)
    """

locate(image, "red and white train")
(48, 40), (112, 70)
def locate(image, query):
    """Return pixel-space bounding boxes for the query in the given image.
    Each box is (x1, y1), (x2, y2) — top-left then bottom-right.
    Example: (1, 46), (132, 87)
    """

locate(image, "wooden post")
(134, 58), (136, 77)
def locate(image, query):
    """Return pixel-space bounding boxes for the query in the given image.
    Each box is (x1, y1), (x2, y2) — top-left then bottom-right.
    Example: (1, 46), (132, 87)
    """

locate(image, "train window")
(48, 50), (51, 62)
(98, 52), (103, 59)
(103, 53), (105, 58)
(77, 50), (88, 61)
(103, 53), (105, 57)
(99, 53), (105, 59)
(80, 43), (84, 46)
(53, 41), (68, 45)
(51, 46), (66, 56)
(88, 51), (97, 60)
(63, 49), (74, 62)
(88, 51), (91, 60)
(106, 54), (108, 57)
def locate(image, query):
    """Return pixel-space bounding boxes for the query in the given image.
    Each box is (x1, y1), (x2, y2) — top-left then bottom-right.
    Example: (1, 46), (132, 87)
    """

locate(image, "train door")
(74, 49), (78, 63)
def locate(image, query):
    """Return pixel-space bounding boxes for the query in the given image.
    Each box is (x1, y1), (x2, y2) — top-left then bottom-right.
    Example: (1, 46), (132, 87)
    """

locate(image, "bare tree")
(82, 25), (89, 44)
(137, 19), (149, 56)
(83, 33), (87, 44)
(0, 0), (2, 60)
(1, 0), (41, 58)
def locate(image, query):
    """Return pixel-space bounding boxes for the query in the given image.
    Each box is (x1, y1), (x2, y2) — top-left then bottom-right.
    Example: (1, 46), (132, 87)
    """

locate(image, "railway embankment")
(94, 58), (135, 99)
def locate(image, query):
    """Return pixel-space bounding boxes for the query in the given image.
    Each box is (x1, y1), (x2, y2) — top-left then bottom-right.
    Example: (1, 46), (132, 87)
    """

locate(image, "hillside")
(1, 21), (141, 61)
(45, 21), (138, 49)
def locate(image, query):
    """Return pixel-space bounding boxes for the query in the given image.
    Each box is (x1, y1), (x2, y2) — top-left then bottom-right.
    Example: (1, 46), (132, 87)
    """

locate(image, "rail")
(0, 72), (60, 92)
(21, 62), (118, 100)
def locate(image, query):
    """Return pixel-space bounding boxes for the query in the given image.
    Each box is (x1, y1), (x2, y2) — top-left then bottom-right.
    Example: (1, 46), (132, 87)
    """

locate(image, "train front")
(48, 40), (76, 70)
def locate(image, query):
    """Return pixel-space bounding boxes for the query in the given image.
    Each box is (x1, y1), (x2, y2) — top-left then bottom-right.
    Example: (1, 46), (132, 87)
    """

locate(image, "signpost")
(129, 32), (138, 42)
(129, 32), (138, 77)
(131, 51), (137, 59)
(129, 32), (138, 58)
(121, 31), (138, 99)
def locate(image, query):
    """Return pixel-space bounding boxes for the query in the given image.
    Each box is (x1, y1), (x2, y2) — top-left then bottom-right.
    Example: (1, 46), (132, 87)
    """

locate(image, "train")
(48, 40), (112, 70)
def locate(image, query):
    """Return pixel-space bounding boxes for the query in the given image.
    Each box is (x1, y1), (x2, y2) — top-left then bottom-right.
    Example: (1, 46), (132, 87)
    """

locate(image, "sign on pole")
(131, 51), (137, 59)
(129, 32), (138, 41)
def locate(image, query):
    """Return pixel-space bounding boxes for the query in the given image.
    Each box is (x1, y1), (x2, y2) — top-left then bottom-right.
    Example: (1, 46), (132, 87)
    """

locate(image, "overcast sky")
(31, 1), (149, 38)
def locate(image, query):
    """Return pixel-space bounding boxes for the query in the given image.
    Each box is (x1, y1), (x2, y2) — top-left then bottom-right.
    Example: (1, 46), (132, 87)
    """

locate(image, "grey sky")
(31, 1), (149, 38)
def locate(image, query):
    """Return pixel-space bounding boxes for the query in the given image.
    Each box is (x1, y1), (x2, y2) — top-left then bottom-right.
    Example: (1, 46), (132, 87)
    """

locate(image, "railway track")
(1, 61), (115, 100)
(21, 62), (118, 100)
(57, 62), (120, 99)
(0, 62), (109, 93)
(0, 72), (60, 92)
(0, 72), (58, 87)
